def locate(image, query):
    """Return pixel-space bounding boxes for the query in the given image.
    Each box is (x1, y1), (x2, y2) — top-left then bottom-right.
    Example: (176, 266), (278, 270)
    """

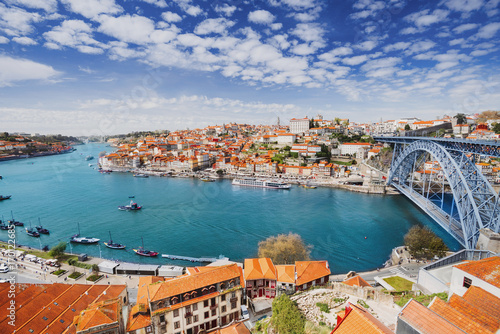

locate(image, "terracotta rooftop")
(462, 286), (500, 320)
(276, 265), (295, 283)
(332, 303), (393, 334)
(295, 261), (330, 286)
(74, 298), (120, 333)
(398, 299), (464, 333)
(429, 297), (494, 334)
(148, 264), (243, 302)
(448, 294), (500, 332)
(208, 322), (251, 334)
(244, 258), (277, 281)
(343, 275), (371, 288)
(453, 256), (500, 288)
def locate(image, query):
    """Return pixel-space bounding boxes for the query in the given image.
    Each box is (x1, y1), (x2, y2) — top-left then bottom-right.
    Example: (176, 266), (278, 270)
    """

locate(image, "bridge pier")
(476, 228), (500, 253)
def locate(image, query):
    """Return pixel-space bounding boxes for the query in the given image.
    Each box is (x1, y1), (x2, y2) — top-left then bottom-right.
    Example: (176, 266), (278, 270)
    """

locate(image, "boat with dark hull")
(8, 211), (23, 226)
(133, 237), (158, 257)
(26, 223), (40, 237)
(104, 231), (125, 249)
(35, 218), (49, 234)
(0, 195), (11, 201)
(118, 200), (142, 211)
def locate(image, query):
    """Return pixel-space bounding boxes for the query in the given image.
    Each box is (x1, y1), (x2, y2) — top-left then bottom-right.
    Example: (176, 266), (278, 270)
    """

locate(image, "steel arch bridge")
(373, 137), (500, 249)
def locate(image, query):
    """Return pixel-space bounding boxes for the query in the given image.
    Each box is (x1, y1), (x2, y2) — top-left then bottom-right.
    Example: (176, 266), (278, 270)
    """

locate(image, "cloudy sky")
(0, 0), (499, 135)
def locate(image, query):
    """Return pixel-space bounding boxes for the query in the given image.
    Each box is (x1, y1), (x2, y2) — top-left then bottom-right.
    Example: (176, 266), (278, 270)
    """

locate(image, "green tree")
(49, 242), (67, 260)
(455, 113), (467, 124)
(404, 124), (411, 131)
(91, 264), (100, 275)
(271, 294), (305, 334)
(334, 117), (341, 125)
(216, 169), (224, 176)
(258, 233), (311, 264)
(404, 226), (448, 259)
(492, 122), (500, 134)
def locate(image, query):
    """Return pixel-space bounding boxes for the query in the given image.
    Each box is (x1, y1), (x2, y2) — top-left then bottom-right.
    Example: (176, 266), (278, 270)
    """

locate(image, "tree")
(91, 264), (100, 275)
(271, 294), (305, 334)
(404, 124), (411, 131)
(49, 242), (67, 260)
(454, 113), (467, 125)
(216, 169), (224, 176)
(492, 122), (500, 134)
(404, 226), (448, 259)
(334, 117), (341, 125)
(258, 233), (311, 264)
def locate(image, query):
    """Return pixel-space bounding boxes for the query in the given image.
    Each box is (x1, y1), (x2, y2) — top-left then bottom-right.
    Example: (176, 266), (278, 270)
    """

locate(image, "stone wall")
(330, 283), (394, 305)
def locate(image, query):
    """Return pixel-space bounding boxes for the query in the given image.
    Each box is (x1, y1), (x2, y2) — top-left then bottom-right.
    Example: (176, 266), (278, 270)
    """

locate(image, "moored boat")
(200, 177), (215, 182)
(70, 223), (99, 244)
(301, 184), (317, 189)
(85, 155), (94, 161)
(8, 211), (23, 226)
(133, 237), (158, 257)
(232, 178), (291, 189)
(118, 200), (142, 211)
(26, 223), (40, 237)
(35, 218), (49, 234)
(0, 195), (11, 201)
(134, 173), (149, 178)
(104, 231), (125, 249)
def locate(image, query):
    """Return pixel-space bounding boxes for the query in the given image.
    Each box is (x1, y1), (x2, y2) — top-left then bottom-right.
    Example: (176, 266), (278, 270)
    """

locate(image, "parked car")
(0, 265), (9, 273)
(241, 305), (249, 320)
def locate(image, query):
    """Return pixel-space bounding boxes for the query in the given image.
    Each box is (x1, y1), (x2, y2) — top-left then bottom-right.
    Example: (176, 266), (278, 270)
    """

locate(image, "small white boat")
(134, 174), (149, 178)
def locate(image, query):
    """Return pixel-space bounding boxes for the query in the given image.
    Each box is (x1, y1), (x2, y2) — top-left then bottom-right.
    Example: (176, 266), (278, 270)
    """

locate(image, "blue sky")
(0, 0), (499, 135)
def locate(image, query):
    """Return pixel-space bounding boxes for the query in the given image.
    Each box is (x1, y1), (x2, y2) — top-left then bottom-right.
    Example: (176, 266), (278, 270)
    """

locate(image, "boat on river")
(232, 178), (291, 189)
(35, 218), (49, 234)
(0, 195), (11, 201)
(8, 211), (23, 226)
(26, 223), (40, 237)
(134, 173), (149, 178)
(200, 177), (215, 182)
(104, 231), (125, 249)
(118, 200), (142, 211)
(85, 155), (94, 161)
(70, 223), (99, 244)
(133, 237), (158, 257)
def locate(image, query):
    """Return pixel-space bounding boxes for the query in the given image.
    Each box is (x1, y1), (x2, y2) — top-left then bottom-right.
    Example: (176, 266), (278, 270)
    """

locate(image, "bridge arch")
(387, 140), (499, 249)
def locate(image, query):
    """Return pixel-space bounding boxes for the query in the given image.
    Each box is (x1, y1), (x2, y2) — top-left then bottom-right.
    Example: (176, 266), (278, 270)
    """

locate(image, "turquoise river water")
(0, 143), (461, 274)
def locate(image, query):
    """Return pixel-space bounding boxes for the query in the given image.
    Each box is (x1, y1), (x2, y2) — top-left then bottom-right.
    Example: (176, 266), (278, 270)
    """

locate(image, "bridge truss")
(375, 137), (500, 249)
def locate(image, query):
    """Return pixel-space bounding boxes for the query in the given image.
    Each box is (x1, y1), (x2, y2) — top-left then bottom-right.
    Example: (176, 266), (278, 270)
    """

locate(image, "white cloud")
(0, 36), (8, 43)
(341, 55), (369, 66)
(405, 40), (436, 55)
(0, 55), (60, 86)
(476, 22), (500, 38)
(442, 0), (484, 12)
(268, 0), (317, 10)
(383, 42), (411, 52)
(453, 23), (478, 33)
(290, 23), (325, 46)
(291, 43), (316, 55)
(43, 19), (104, 51)
(78, 66), (95, 74)
(271, 23), (282, 30)
(185, 5), (202, 16)
(5, 0), (58, 12)
(12, 36), (36, 45)
(139, 0), (167, 8)
(77, 45), (104, 54)
(0, 3), (42, 36)
(405, 9), (449, 27)
(354, 40), (378, 51)
(161, 11), (182, 23)
(97, 14), (155, 45)
(60, 0), (123, 19)
(400, 27), (419, 35)
(248, 10), (275, 25)
(214, 4), (237, 17)
(194, 18), (235, 35)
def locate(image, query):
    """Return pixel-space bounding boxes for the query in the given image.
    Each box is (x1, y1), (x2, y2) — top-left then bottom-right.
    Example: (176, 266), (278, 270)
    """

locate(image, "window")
(186, 317), (192, 325)
(174, 309), (179, 317)
(221, 305), (226, 313)
(231, 301), (237, 309)
(231, 292), (235, 298)
(185, 305), (191, 313)
(221, 294), (226, 301)
(463, 276), (472, 288)
(193, 303), (198, 311)
(211, 297), (216, 306)
(204, 311), (209, 319)
(211, 309), (216, 316)
(174, 321), (180, 329)
(159, 315), (165, 323)
(194, 315), (198, 323)
(204, 300), (209, 308)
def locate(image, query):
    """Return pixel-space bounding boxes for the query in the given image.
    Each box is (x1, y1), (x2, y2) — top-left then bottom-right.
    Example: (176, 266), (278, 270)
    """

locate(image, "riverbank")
(0, 147), (76, 162)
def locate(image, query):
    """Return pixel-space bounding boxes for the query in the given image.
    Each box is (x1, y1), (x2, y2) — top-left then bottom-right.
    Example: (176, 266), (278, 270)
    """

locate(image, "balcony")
(209, 304), (218, 310)
(184, 312), (192, 318)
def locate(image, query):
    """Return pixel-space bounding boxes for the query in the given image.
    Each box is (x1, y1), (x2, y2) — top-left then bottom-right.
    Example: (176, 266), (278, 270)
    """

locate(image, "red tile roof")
(276, 265), (295, 283)
(244, 258), (277, 281)
(462, 286), (500, 321)
(332, 303), (393, 334)
(295, 261), (330, 286)
(453, 256), (500, 288)
(343, 275), (371, 288)
(447, 294), (500, 332)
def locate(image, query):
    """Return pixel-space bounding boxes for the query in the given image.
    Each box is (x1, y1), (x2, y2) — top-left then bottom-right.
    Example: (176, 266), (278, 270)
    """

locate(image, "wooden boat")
(118, 200), (142, 211)
(0, 195), (11, 201)
(26, 222), (40, 237)
(133, 237), (158, 257)
(104, 231), (125, 249)
(35, 218), (49, 234)
(70, 223), (99, 244)
(8, 211), (23, 226)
